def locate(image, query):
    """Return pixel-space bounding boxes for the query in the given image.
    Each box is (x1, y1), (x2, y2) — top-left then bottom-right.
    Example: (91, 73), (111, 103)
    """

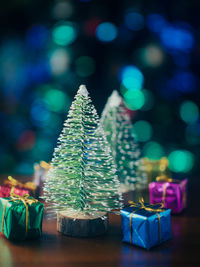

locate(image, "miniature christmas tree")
(43, 85), (122, 236)
(100, 90), (147, 192)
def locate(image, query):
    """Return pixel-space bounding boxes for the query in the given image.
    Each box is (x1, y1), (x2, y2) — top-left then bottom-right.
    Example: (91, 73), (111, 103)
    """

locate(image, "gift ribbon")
(128, 198), (164, 244)
(1, 193), (38, 236)
(156, 175), (180, 184)
(40, 161), (50, 170)
(34, 161), (51, 172)
(5, 176), (37, 195)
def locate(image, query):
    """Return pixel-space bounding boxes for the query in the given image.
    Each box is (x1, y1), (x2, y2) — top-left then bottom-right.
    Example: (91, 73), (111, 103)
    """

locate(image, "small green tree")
(100, 90), (147, 191)
(43, 85), (122, 217)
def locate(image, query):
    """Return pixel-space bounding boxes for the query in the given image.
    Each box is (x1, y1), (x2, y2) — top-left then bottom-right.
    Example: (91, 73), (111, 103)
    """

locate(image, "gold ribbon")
(34, 161), (51, 173)
(1, 193), (38, 236)
(156, 175), (181, 184)
(40, 161), (50, 170)
(128, 198), (164, 244)
(156, 176), (173, 204)
(4, 176), (37, 195)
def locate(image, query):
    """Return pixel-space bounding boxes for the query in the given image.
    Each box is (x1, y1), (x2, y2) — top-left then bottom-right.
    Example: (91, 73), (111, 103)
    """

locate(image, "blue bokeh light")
(96, 22), (117, 42)
(26, 25), (48, 49)
(3, 68), (29, 99)
(171, 71), (196, 93)
(31, 99), (50, 127)
(3, 61), (51, 99)
(26, 61), (51, 84)
(120, 65), (144, 90)
(162, 70), (196, 99)
(160, 26), (194, 52)
(124, 12), (144, 31)
(146, 14), (167, 33)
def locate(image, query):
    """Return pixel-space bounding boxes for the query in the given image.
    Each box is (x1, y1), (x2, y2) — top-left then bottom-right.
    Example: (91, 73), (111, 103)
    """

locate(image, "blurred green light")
(123, 90), (145, 110)
(45, 89), (70, 112)
(122, 77), (142, 91)
(143, 141), (164, 160)
(180, 101), (199, 124)
(132, 120), (153, 142)
(141, 89), (155, 111)
(52, 22), (77, 46)
(168, 150), (194, 173)
(75, 56), (95, 77)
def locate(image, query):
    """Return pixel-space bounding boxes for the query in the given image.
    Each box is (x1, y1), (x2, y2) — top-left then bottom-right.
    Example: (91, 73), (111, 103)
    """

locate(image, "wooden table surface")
(0, 176), (200, 267)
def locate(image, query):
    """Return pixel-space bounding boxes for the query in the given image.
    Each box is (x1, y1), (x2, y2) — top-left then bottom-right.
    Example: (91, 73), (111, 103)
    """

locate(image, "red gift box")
(0, 176), (36, 198)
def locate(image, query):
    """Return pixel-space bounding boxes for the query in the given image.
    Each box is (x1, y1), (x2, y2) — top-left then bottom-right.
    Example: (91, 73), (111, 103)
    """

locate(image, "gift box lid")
(150, 175), (188, 185)
(122, 203), (168, 218)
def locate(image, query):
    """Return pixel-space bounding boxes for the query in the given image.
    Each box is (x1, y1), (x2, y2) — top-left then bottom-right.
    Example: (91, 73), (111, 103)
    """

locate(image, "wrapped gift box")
(0, 176), (36, 198)
(121, 199), (172, 250)
(0, 185), (30, 198)
(149, 176), (187, 214)
(142, 157), (171, 184)
(0, 194), (44, 241)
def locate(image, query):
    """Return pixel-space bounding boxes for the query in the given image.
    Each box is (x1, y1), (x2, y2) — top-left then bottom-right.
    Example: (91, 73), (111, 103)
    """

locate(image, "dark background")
(0, 0), (199, 176)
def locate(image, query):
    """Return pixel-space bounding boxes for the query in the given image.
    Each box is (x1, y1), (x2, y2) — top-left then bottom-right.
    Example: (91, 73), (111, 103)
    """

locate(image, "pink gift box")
(0, 184), (30, 198)
(149, 178), (187, 213)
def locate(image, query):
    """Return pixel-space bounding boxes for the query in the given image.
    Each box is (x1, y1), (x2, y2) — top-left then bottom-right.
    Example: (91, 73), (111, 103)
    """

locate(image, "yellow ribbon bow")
(5, 176), (37, 195)
(40, 161), (50, 170)
(128, 198), (164, 244)
(1, 193), (38, 236)
(34, 161), (51, 173)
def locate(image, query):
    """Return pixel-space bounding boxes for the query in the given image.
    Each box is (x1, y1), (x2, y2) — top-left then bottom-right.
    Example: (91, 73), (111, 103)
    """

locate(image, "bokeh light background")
(0, 0), (199, 176)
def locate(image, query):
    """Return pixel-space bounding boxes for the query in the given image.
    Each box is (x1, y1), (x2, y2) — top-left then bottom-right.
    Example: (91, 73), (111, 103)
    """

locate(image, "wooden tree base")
(57, 211), (109, 237)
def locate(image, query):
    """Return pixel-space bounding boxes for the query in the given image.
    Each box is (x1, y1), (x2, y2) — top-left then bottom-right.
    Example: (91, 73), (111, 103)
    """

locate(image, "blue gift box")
(121, 200), (172, 250)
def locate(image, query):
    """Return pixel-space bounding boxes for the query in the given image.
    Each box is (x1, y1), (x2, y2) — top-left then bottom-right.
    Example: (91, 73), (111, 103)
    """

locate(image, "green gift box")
(0, 194), (44, 241)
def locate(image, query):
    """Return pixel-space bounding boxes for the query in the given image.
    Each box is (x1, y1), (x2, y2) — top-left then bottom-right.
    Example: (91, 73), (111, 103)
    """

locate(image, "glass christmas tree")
(100, 90), (147, 192)
(43, 85), (122, 224)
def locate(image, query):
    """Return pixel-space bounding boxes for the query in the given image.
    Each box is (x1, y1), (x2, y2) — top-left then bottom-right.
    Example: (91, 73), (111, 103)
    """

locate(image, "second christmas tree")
(101, 90), (147, 192)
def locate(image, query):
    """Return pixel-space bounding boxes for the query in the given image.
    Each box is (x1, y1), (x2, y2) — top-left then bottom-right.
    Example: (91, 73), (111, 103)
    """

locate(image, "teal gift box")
(0, 194), (44, 241)
(121, 199), (172, 250)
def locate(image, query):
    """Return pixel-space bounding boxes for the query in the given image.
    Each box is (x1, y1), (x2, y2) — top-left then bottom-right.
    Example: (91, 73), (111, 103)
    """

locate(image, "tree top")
(109, 90), (122, 107)
(78, 85), (89, 97)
